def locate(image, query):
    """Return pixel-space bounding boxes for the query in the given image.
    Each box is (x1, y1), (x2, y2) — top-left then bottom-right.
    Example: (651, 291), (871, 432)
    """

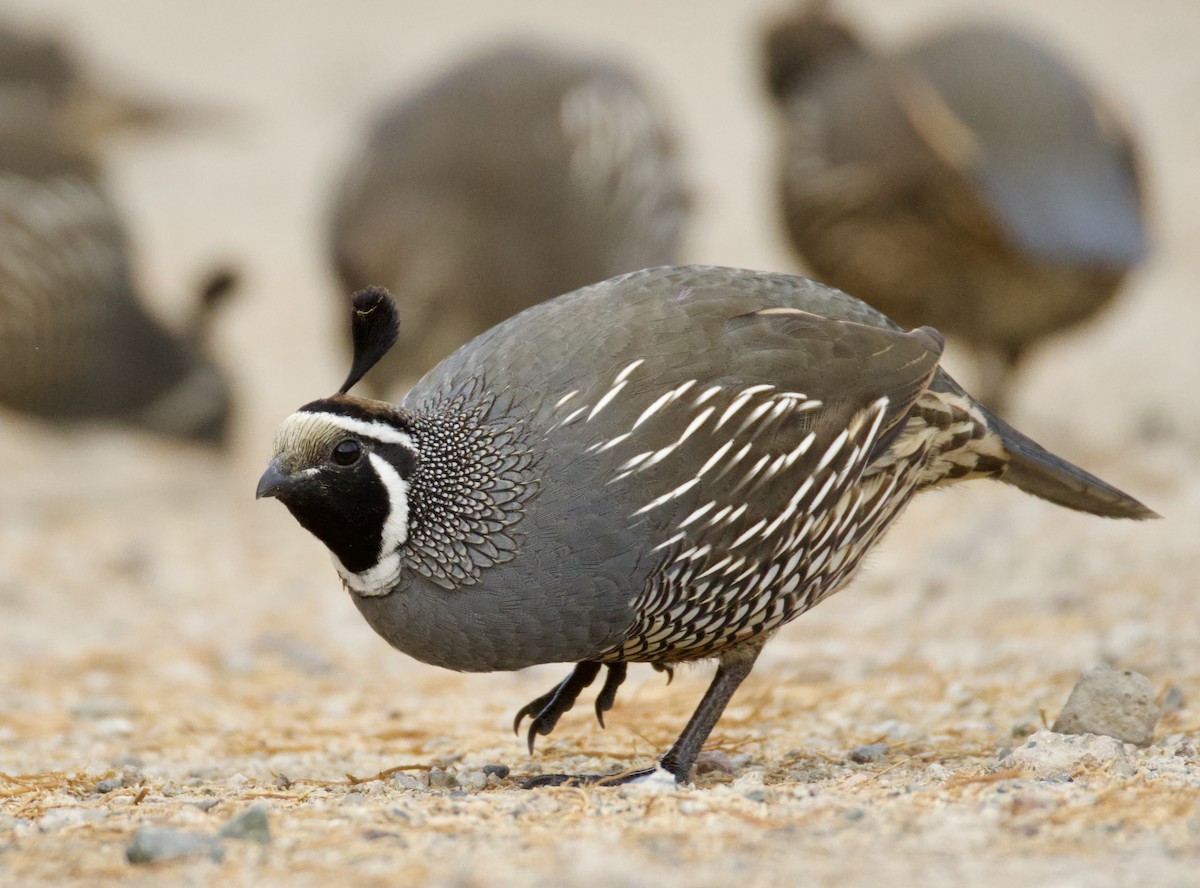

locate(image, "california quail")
(763, 4), (1147, 412)
(329, 41), (689, 392)
(0, 131), (234, 442)
(257, 266), (1155, 785)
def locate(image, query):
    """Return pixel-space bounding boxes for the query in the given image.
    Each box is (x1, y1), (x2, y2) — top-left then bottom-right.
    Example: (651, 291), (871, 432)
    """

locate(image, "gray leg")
(521, 642), (763, 788)
(659, 642), (762, 781)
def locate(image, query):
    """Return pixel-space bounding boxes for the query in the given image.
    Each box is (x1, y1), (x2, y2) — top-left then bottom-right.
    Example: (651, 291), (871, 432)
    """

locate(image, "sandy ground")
(1, 0), (1199, 885)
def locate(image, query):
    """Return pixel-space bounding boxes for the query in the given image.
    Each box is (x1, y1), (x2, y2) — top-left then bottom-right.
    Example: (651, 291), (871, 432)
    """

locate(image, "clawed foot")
(513, 662), (632, 751)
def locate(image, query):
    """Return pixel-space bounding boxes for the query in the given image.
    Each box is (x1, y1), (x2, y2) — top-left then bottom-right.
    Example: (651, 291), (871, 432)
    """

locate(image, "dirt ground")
(1, 0), (1199, 885)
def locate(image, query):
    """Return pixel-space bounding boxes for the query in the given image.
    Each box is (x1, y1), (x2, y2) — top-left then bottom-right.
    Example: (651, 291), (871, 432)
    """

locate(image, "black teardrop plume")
(338, 286), (400, 394)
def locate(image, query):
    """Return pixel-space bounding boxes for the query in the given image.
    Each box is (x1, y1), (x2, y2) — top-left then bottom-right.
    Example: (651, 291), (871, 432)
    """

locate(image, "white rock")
(616, 766), (681, 796)
(1000, 730), (1136, 779)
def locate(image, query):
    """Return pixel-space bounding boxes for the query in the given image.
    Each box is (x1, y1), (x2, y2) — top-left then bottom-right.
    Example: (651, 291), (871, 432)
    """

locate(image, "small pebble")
(428, 769), (457, 790)
(96, 778), (122, 794)
(217, 805), (271, 845)
(1051, 665), (1161, 746)
(615, 766), (679, 797)
(457, 770), (488, 792)
(844, 808), (865, 821)
(188, 799), (222, 812)
(482, 764), (510, 780)
(126, 827), (224, 864)
(692, 750), (736, 775)
(392, 773), (427, 791)
(1161, 684), (1186, 713)
(849, 743), (888, 764)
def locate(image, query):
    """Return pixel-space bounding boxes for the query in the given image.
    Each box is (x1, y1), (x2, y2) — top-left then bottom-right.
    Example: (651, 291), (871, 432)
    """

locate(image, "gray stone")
(125, 827), (224, 864)
(38, 808), (105, 833)
(849, 743), (888, 764)
(392, 772), (428, 791)
(1052, 665), (1161, 746)
(217, 805), (271, 844)
(482, 764), (510, 780)
(428, 768), (457, 789)
(999, 730), (1136, 779)
(96, 778), (122, 793)
(457, 770), (488, 792)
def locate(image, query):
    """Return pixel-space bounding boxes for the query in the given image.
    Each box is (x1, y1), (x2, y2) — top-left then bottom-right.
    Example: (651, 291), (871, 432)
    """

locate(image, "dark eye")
(332, 438), (362, 466)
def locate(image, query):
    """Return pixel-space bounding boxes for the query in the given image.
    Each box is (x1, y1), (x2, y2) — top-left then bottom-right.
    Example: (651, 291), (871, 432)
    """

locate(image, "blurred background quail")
(762, 1), (1148, 413)
(0, 21), (234, 443)
(328, 41), (690, 394)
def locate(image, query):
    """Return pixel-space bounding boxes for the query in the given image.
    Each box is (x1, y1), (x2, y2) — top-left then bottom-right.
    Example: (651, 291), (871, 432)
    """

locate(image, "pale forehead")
(272, 410), (416, 460)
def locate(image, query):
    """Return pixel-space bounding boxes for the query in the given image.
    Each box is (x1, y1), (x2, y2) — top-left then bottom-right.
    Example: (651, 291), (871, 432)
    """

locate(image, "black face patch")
(280, 460), (390, 574)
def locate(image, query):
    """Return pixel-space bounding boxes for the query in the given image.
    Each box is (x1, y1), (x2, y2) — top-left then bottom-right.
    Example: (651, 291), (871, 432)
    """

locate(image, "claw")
(513, 688), (558, 735)
(652, 662), (675, 685)
(512, 662), (601, 753)
(593, 663), (628, 729)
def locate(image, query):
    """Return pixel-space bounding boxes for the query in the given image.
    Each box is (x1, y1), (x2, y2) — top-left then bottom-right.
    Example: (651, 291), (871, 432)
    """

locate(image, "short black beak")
(256, 458), (293, 500)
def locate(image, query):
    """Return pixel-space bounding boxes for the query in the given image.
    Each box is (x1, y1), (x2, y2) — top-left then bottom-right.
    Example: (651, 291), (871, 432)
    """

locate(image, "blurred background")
(0, 0), (1197, 879)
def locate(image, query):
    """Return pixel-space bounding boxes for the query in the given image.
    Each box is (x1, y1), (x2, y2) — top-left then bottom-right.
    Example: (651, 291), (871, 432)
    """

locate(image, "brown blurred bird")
(329, 42), (690, 393)
(0, 23), (234, 442)
(762, 3), (1147, 412)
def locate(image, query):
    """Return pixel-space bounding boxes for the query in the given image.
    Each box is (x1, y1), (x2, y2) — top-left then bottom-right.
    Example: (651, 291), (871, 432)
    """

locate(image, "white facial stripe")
(335, 452), (410, 597)
(369, 452), (410, 553)
(307, 412), (418, 450)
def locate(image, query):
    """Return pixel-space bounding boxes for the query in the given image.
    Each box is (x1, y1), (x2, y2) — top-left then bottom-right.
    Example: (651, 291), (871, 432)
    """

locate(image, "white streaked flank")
(613, 359), (645, 384)
(552, 390), (579, 410)
(588, 379), (628, 421)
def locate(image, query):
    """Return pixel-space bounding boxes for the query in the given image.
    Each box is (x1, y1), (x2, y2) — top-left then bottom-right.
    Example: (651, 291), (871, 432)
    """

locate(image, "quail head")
(328, 41), (689, 393)
(763, 3), (1147, 412)
(0, 134), (235, 443)
(258, 266), (1155, 785)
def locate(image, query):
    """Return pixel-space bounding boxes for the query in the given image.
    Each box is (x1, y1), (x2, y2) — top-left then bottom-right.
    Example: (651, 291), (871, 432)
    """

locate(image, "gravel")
(125, 827), (225, 864)
(849, 743), (889, 764)
(216, 805), (271, 844)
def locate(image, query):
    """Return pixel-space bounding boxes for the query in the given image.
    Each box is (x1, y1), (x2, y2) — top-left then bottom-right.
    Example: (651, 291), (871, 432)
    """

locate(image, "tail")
(985, 407), (1159, 520)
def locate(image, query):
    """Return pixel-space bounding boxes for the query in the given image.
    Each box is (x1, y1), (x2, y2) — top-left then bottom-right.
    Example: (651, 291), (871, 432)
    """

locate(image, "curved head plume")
(339, 286), (401, 394)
